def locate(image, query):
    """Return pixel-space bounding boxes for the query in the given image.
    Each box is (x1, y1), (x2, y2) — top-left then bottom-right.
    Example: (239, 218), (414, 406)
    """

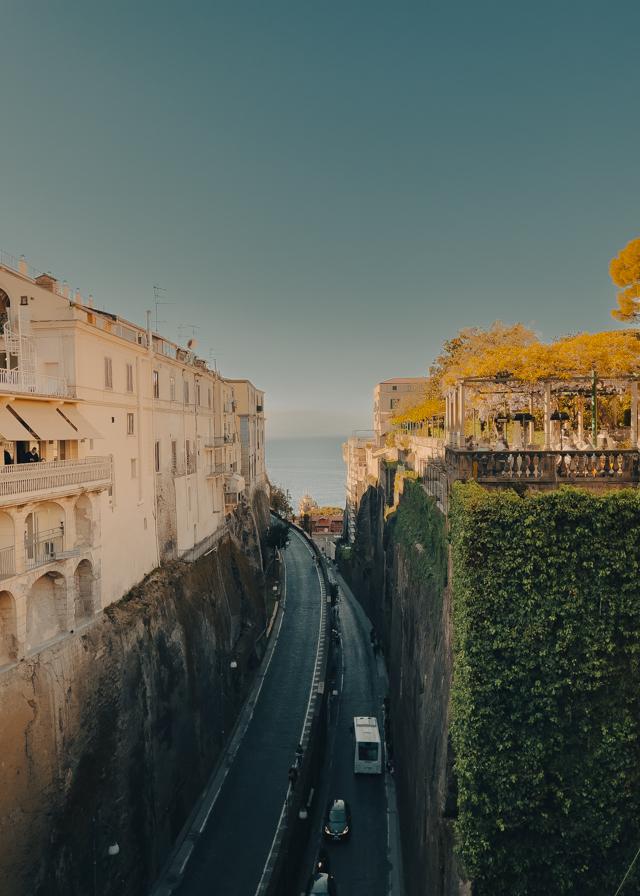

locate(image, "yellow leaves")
(452, 330), (640, 383)
(609, 237), (640, 322)
(392, 397), (446, 424)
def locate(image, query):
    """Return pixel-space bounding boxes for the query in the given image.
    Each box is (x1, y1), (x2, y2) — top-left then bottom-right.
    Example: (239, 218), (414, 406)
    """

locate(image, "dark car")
(306, 872), (337, 895)
(323, 798), (351, 841)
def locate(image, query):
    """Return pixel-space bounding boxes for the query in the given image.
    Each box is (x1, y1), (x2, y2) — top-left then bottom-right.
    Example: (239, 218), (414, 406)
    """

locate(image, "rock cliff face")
(0, 496), (268, 896)
(343, 484), (466, 896)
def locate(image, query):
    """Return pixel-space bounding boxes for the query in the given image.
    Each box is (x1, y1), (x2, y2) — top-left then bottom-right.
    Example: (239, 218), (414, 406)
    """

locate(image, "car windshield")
(329, 806), (345, 823)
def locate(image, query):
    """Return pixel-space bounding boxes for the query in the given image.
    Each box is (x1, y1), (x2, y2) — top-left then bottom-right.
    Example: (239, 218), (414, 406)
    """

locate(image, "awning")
(224, 473), (245, 493)
(10, 400), (79, 441)
(57, 405), (104, 439)
(0, 405), (36, 441)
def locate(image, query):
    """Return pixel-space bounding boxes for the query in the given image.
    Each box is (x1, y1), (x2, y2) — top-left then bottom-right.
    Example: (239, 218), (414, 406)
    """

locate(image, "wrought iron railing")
(25, 525), (64, 570)
(0, 544), (15, 579)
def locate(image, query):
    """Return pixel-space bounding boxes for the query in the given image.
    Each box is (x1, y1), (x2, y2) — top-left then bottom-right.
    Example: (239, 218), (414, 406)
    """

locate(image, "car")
(306, 872), (337, 895)
(323, 798), (351, 841)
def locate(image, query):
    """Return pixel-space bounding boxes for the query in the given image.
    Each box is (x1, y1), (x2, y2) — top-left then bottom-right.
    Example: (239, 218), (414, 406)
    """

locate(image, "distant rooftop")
(379, 377), (428, 385)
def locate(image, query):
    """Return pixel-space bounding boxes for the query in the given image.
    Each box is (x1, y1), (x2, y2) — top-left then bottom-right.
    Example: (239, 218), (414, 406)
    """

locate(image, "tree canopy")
(270, 483), (293, 518)
(610, 237), (640, 322)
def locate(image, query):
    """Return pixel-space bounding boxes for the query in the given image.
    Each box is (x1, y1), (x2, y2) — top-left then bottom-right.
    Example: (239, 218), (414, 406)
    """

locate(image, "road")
(176, 528), (322, 896)
(302, 571), (389, 895)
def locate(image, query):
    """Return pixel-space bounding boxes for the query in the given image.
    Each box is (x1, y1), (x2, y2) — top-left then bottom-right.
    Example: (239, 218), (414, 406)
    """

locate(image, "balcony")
(206, 464), (228, 478)
(204, 436), (234, 449)
(0, 366), (71, 399)
(445, 447), (640, 488)
(0, 456), (112, 506)
(24, 525), (81, 570)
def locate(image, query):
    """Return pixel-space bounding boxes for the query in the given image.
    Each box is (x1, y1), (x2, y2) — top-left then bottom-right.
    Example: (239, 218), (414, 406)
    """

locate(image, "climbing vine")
(449, 482), (640, 895)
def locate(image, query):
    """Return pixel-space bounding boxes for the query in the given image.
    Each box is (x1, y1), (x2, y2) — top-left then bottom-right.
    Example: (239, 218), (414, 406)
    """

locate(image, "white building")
(0, 252), (266, 668)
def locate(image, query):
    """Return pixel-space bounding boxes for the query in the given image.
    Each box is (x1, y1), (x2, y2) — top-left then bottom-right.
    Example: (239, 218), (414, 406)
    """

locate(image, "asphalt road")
(176, 528), (322, 896)
(302, 572), (389, 895)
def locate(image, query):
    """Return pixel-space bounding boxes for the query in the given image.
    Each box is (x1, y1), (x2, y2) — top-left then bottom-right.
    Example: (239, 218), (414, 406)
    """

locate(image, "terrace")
(441, 374), (640, 489)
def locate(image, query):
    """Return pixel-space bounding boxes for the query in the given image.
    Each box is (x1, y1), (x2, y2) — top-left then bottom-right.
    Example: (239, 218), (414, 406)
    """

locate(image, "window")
(171, 440), (177, 473)
(195, 382), (201, 406)
(170, 377), (176, 401)
(131, 458), (137, 479)
(207, 387), (212, 409)
(127, 412), (135, 435)
(153, 369), (160, 399)
(104, 357), (113, 389)
(392, 385), (398, 391)
(20, 295), (28, 306)
(390, 398), (399, 409)
(154, 440), (160, 473)
(126, 363), (134, 393)
(183, 379), (189, 405)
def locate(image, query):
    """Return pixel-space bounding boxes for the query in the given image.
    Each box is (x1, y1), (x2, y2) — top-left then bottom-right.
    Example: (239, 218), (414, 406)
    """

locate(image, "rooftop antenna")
(178, 323), (200, 344)
(208, 349), (218, 372)
(153, 285), (171, 333)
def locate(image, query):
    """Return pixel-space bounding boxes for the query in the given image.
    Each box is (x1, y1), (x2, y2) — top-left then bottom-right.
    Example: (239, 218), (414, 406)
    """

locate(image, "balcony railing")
(445, 448), (640, 485)
(206, 464), (228, 477)
(25, 526), (64, 570)
(0, 544), (15, 579)
(0, 366), (71, 398)
(0, 456), (112, 504)
(204, 436), (234, 449)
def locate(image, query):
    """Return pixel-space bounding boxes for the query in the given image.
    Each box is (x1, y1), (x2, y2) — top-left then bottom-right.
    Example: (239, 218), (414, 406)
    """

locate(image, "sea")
(266, 436), (346, 511)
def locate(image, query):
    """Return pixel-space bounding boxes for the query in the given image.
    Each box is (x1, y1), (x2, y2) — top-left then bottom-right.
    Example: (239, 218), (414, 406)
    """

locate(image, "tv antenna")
(153, 285), (171, 333)
(208, 349), (218, 372)
(178, 324), (200, 348)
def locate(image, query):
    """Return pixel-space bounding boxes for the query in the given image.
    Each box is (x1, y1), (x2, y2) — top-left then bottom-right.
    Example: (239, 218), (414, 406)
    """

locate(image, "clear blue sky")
(1, 1), (638, 437)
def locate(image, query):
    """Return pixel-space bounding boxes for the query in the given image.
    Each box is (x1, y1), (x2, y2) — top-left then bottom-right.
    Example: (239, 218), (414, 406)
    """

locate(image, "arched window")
(0, 289), (10, 334)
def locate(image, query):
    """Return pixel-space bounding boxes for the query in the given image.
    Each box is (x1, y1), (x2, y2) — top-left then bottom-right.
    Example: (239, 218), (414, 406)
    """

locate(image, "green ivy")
(449, 482), (640, 895)
(393, 480), (447, 593)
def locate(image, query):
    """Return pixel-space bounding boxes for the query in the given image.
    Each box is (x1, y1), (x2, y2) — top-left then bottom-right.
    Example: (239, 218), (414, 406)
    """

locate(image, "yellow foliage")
(392, 397), (445, 424)
(455, 330), (640, 382)
(610, 237), (640, 322)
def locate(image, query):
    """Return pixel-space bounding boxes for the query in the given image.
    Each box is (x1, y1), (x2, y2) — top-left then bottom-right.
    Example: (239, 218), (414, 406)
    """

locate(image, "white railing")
(0, 456), (112, 503)
(0, 544), (15, 578)
(25, 525), (64, 570)
(0, 367), (70, 398)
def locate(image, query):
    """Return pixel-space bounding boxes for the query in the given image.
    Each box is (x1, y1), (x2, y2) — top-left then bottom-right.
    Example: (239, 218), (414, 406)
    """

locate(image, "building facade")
(373, 377), (428, 441)
(0, 253), (266, 668)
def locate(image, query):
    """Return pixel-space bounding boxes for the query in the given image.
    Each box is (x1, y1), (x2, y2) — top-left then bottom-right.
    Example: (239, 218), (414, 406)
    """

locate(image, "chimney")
(75, 288), (82, 303)
(87, 294), (94, 308)
(62, 281), (70, 298)
(35, 272), (58, 292)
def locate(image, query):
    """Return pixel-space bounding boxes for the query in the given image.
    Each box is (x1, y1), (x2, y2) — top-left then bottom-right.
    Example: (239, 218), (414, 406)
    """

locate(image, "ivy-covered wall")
(450, 482), (640, 895)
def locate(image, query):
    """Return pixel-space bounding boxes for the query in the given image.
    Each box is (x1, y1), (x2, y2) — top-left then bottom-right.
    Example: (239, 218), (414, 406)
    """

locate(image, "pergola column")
(458, 383), (466, 448)
(631, 381), (638, 448)
(543, 382), (552, 450)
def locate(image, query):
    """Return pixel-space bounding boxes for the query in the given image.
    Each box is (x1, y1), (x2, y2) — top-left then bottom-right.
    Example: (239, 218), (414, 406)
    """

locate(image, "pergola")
(445, 374), (639, 452)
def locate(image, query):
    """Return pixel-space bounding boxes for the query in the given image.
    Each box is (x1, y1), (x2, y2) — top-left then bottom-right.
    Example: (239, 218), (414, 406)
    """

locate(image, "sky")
(1, 1), (639, 438)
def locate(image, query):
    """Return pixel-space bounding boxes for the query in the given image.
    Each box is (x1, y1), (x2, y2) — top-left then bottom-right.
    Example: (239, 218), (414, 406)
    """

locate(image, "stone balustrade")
(0, 456), (112, 505)
(444, 448), (640, 486)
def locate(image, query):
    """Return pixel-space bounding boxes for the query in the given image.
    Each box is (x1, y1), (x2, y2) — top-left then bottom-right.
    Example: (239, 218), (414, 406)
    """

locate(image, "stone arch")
(74, 559), (96, 621)
(0, 590), (17, 665)
(0, 289), (10, 334)
(74, 495), (92, 547)
(25, 501), (65, 568)
(26, 571), (67, 651)
(0, 511), (14, 578)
